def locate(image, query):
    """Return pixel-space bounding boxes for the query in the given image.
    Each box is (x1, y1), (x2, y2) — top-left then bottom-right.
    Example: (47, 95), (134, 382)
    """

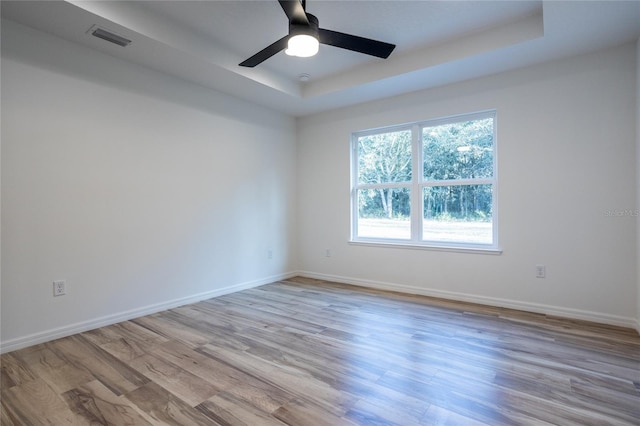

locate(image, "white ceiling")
(2, 1), (639, 116)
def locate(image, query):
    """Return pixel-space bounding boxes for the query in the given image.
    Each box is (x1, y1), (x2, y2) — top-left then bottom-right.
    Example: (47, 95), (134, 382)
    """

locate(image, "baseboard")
(0, 271), (297, 354)
(297, 271), (639, 331)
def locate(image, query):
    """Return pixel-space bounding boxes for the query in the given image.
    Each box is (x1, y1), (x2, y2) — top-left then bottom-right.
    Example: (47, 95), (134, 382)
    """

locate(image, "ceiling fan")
(239, 0), (396, 67)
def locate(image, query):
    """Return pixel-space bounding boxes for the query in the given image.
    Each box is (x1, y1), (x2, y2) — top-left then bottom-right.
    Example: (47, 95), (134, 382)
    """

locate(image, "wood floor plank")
(130, 314), (213, 349)
(150, 340), (244, 390)
(83, 321), (168, 348)
(421, 405), (493, 426)
(9, 340), (94, 396)
(81, 319), (170, 364)
(35, 362), (96, 395)
(196, 391), (286, 426)
(128, 353), (219, 407)
(13, 345), (67, 376)
(1, 378), (80, 425)
(125, 381), (215, 425)
(237, 326), (389, 383)
(272, 398), (359, 426)
(62, 380), (153, 425)
(345, 391), (427, 426)
(0, 352), (36, 388)
(1, 401), (17, 426)
(197, 343), (360, 418)
(45, 334), (151, 396)
(2, 277), (639, 425)
(220, 379), (296, 415)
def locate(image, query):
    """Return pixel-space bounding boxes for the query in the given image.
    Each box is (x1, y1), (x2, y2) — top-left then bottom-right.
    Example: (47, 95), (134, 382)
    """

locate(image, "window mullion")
(411, 124), (422, 242)
(357, 182), (412, 190)
(422, 177), (494, 187)
(351, 135), (359, 240)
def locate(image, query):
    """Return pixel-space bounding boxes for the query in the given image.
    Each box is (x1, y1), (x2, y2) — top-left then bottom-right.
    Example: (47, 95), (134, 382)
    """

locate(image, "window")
(351, 111), (498, 251)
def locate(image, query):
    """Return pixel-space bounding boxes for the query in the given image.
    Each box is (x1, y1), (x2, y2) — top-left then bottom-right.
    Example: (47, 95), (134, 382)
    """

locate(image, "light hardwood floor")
(2, 276), (639, 425)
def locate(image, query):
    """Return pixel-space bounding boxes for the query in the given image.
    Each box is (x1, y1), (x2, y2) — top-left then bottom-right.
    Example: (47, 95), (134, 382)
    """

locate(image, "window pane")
(423, 185), (493, 244)
(423, 118), (493, 180)
(358, 130), (412, 184)
(357, 188), (410, 239)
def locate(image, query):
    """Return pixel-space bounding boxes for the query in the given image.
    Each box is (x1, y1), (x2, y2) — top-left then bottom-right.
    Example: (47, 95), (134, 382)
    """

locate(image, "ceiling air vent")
(89, 26), (132, 47)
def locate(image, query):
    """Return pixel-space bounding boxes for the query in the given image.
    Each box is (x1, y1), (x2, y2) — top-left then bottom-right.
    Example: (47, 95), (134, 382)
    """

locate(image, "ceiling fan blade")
(278, 0), (308, 25)
(239, 36), (289, 67)
(319, 28), (395, 59)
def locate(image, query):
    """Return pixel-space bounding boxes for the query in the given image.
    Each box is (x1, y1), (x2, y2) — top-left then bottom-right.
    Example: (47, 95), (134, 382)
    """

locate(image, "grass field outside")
(358, 218), (492, 244)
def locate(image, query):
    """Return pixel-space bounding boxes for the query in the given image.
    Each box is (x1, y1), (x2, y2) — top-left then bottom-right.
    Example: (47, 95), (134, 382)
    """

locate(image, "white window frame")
(350, 110), (500, 253)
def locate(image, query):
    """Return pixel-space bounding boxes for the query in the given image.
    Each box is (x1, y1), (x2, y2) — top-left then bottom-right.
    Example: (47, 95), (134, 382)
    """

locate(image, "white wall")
(1, 20), (297, 352)
(297, 43), (638, 328)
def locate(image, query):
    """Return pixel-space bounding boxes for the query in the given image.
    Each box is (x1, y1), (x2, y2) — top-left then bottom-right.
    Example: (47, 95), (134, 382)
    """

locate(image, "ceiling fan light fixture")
(238, 3), (395, 68)
(285, 34), (319, 57)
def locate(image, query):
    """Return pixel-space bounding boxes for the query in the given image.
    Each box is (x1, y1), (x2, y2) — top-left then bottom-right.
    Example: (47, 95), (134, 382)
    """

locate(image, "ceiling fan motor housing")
(290, 13), (319, 39)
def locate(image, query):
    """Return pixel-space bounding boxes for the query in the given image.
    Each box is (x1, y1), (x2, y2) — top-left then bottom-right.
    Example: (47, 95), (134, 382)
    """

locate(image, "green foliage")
(424, 185), (492, 222)
(358, 130), (412, 184)
(423, 118), (494, 180)
(358, 130), (412, 218)
(358, 187), (410, 219)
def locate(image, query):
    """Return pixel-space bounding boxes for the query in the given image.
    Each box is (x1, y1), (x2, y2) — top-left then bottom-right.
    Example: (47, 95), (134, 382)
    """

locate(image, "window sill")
(348, 240), (502, 255)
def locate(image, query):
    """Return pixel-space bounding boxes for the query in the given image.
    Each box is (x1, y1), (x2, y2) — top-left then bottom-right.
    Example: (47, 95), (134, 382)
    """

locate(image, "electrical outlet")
(535, 265), (546, 278)
(53, 280), (66, 296)
(325, 249), (331, 258)
(267, 249), (273, 259)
